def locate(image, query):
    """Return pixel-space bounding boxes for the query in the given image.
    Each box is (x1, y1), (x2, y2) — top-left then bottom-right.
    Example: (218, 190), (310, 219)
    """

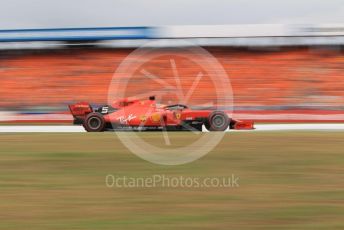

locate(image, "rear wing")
(68, 102), (93, 117)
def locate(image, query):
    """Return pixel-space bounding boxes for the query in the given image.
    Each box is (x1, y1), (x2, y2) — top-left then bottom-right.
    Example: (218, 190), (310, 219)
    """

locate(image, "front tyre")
(83, 113), (106, 132)
(205, 111), (230, 131)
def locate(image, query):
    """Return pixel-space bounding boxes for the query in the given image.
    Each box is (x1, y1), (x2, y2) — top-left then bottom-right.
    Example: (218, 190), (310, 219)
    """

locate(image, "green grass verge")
(0, 132), (344, 230)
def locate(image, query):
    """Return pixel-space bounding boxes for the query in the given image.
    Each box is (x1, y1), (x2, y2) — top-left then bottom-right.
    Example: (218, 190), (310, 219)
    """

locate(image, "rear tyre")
(205, 111), (230, 132)
(83, 113), (106, 132)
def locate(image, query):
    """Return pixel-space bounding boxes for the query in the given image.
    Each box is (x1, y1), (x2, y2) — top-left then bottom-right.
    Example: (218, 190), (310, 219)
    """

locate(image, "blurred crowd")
(0, 46), (343, 113)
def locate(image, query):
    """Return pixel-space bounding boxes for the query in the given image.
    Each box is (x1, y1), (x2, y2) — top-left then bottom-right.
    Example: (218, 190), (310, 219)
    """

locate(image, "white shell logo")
(108, 40), (233, 165)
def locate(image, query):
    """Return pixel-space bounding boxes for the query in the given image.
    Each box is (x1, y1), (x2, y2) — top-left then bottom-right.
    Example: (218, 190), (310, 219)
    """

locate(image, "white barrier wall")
(158, 24), (344, 38)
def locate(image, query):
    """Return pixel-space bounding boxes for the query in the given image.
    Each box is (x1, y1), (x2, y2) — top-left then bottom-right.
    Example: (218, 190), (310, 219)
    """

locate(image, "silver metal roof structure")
(0, 24), (343, 48)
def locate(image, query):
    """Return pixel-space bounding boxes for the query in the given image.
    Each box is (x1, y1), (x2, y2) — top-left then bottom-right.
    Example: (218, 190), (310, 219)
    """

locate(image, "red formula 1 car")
(69, 96), (254, 132)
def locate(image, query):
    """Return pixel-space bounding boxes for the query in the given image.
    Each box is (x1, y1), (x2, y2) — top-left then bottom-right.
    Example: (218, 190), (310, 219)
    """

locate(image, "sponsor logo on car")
(151, 113), (161, 122)
(118, 114), (136, 124)
(140, 115), (147, 123)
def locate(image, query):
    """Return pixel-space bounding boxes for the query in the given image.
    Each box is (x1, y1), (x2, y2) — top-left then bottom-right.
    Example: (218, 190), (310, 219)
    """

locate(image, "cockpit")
(164, 104), (188, 110)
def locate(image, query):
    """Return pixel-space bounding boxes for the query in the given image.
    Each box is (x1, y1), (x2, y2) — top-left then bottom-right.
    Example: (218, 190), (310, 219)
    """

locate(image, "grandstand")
(0, 25), (343, 122)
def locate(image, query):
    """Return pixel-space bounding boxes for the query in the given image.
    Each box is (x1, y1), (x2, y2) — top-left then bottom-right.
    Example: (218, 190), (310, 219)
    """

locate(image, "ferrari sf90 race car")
(69, 96), (254, 132)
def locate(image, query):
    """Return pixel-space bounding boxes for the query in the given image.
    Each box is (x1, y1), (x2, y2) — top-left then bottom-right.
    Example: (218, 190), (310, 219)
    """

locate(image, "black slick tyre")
(83, 113), (106, 132)
(205, 111), (230, 131)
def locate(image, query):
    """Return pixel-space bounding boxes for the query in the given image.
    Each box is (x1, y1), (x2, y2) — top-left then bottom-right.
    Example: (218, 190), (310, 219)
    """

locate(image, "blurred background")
(1, 2), (344, 229)
(0, 0), (343, 123)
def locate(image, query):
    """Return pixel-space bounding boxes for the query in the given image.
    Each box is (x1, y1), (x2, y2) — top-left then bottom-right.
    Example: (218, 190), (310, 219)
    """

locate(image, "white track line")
(0, 124), (344, 133)
(251, 123), (344, 131)
(0, 126), (85, 133)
